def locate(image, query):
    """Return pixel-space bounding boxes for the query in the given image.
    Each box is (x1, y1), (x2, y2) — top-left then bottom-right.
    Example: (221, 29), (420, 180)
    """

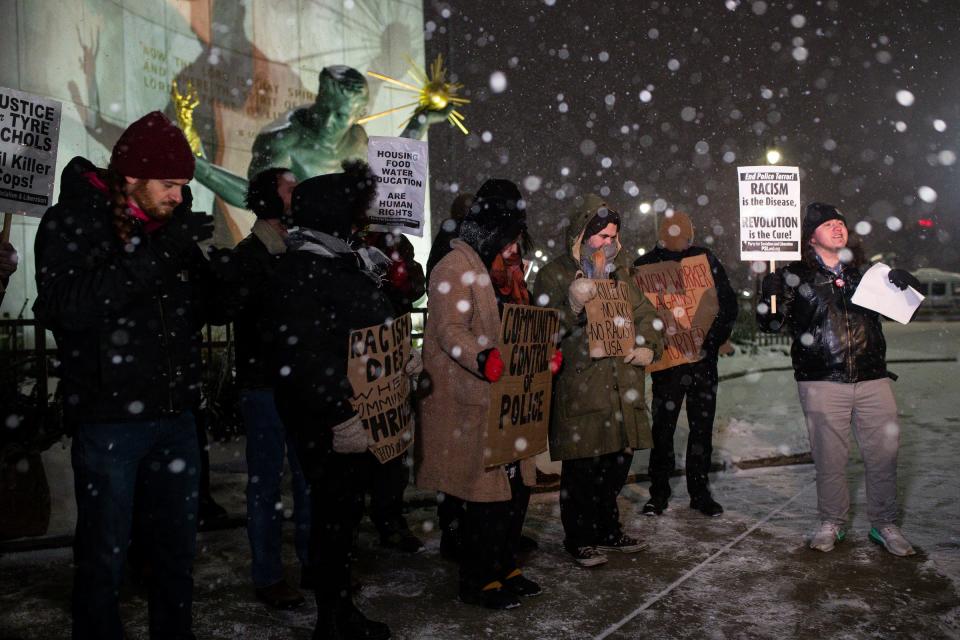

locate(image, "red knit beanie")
(110, 111), (195, 180)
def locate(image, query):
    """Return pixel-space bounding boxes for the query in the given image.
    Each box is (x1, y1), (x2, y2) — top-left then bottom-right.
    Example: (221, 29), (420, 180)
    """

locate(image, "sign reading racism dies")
(0, 87), (62, 217)
(737, 165), (801, 262)
(584, 279), (635, 358)
(484, 304), (561, 468)
(347, 314), (414, 463)
(634, 255), (719, 373)
(367, 136), (428, 237)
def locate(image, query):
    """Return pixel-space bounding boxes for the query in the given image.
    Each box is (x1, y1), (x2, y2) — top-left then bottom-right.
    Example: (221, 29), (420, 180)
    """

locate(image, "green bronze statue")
(173, 65), (448, 207)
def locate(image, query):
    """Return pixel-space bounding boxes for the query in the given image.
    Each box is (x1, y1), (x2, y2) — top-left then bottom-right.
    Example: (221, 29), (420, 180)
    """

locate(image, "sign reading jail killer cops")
(367, 136), (428, 237)
(484, 304), (561, 468)
(346, 313), (414, 463)
(584, 279), (635, 358)
(737, 165), (801, 262)
(633, 254), (719, 373)
(0, 87), (61, 217)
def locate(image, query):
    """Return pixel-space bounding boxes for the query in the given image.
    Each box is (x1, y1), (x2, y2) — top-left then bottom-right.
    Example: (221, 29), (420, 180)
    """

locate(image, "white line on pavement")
(594, 481), (815, 640)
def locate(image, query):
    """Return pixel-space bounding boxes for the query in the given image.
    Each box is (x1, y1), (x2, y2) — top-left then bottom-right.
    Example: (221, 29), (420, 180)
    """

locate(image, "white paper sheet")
(851, 263), (925, 324)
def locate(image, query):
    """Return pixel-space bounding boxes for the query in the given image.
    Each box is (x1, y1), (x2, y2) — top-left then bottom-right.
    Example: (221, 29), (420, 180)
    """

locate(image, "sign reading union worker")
(0, 86), (62, 217)
(347, 313), (414, 464)
(737, 165), (801, 262)
(484, 304), (560, 468)
(366, 136), (428, 237)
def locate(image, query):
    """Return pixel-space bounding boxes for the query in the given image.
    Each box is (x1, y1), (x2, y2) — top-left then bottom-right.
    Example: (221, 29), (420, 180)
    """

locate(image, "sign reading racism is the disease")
(347, 313), (414, 463)
(367, 136), (428, 237)
(633, 254), (719, 373)
(0, 87), (62, 217)
(584, 279), (635, 358)
(484, 304), (560, 468)
(737, 165), (801, 262)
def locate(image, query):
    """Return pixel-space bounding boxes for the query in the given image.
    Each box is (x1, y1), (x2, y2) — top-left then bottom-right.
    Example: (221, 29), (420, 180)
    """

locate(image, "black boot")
(313, 599), (391, 640)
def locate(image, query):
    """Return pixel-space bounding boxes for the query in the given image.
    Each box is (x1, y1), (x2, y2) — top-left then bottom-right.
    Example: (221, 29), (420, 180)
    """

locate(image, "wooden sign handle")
(769, 259), (777, 314)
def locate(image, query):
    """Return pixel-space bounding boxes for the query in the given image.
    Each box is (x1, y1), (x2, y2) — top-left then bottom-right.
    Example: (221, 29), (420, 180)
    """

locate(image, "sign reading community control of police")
(367, 136), (427, 237)
(737, 165), (801, 262)
(0, 87), (61, 217)
(347, 313), (414, 463)
(484, 304), (560, 468)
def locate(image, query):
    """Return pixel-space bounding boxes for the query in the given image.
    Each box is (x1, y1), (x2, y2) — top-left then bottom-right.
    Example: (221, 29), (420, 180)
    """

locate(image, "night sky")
(423, 0), (960, 287)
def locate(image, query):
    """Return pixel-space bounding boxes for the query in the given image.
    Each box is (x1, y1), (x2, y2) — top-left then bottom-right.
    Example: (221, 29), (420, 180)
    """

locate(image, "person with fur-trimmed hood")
(416, 179), (548, 610)
(633, 210), (738, 518)
(264, 161), (418, 640)
(532, 194), (663, 568)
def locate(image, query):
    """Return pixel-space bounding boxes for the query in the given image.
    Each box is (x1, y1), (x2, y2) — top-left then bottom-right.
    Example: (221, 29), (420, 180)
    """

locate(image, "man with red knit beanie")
(34, 111), (225, 640)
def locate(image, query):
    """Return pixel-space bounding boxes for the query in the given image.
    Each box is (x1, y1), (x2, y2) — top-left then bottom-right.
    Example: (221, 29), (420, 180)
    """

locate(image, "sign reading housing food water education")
(347, 313), (414, 463)
(737, 165), (801, 262)
(367, 136), (427, 237)
(634, 254), (719, 373)
(0, 87), (61, 217)
(584, 279), (635, 358)
(484, 304), (560, 468)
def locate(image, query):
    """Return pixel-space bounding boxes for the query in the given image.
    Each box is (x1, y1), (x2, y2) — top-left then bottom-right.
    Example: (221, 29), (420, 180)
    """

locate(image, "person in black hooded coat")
(264, 161), (407, 640)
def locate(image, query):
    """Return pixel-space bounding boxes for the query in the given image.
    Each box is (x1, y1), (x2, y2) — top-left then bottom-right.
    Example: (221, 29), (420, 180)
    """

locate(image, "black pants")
(459, 467), (530, 592)
(560, 451), (632, 549)
(649, 358), (719, 501)
(368, 452), (410, 537)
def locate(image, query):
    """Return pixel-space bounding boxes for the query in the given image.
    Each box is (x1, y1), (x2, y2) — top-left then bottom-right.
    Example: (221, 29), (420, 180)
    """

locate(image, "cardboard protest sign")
(737, 165), (801, 262)
(0, 87), (62, 217)
(484, 304), (560, 468)
(633, 254), (719, 373)
(367, 136), (428, 237)
(346, 313), (414, 463)
(584, 279), (635, 358)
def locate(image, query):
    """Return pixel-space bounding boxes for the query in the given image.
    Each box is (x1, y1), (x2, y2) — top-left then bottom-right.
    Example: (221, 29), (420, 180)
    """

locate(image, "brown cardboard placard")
(346, 313), (414, 463)
(584, 279), (635, 358)
(633, 254), (719, 372)
(484, 304), (560, 468)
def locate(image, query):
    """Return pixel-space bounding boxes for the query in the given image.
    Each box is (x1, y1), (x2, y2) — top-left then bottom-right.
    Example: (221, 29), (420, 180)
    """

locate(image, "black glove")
(888, 268), (920, 291)
(154, 209), (215, 258)
(761, 272), (783, 298)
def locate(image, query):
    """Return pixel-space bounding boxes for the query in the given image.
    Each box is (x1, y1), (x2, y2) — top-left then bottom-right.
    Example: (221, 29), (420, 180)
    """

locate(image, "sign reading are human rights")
(347, 313), (414, 463)
(484, 304), (560, 468)
(633, 254), (719, 372)
(0, 87), (61, 217)
(367, 136), (427, 237)
(584, 279), (635, 358)
(737, 165), (801, 261)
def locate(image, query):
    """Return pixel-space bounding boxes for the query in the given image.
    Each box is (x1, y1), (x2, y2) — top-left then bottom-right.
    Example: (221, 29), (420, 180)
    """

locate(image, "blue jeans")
(71, 411), (200, 640)
(240, 388), (311, 587)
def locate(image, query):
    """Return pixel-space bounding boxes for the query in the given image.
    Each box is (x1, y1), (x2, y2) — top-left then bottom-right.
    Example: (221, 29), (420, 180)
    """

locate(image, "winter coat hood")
(566, 194), (623, 268)
(458, 178), (527, 267)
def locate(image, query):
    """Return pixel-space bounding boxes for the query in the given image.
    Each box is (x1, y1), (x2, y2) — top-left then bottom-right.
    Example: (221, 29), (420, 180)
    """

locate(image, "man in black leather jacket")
(758, 202), (920, 558)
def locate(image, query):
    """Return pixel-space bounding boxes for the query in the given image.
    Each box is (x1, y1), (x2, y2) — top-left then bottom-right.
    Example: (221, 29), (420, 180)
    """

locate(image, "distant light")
(742, 290), (752, 298)
(639, 202), (652, 214)
(534, 249), (543, 258)
(637, 248), (646, 255)
(766, 149), (782, 164)
(918, 218), (934, 229)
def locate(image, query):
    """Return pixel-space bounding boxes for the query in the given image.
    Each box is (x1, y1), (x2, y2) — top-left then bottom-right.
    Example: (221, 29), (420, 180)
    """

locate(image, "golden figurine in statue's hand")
(171, 80), (204, 158)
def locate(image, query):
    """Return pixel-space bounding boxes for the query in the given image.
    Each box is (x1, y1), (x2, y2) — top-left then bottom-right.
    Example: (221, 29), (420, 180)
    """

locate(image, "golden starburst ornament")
(360, 54), (470, 134)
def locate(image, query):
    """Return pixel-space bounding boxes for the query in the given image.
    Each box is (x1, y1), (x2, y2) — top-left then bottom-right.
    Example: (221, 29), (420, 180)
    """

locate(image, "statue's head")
(315, 66), (369, 133)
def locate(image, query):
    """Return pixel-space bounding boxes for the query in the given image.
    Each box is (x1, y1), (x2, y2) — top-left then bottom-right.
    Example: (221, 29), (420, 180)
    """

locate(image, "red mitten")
(478, 348), (505, 383)
(549, 349), (563, 376)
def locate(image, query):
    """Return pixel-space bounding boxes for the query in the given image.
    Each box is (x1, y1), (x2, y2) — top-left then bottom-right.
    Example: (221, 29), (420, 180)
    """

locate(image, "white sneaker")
(869, 525), (916, 557)
(809, 522), (846, 552)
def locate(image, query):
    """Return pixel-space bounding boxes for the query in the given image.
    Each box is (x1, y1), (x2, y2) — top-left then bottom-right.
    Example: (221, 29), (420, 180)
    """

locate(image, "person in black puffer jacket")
(265, 161), (415, 640)
(33, 111), (225, 640)
(758, 202), (920, 558)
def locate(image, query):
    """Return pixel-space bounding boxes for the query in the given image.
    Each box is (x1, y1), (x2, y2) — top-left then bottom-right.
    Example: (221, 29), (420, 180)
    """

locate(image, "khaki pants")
(797, 378), (900, 528)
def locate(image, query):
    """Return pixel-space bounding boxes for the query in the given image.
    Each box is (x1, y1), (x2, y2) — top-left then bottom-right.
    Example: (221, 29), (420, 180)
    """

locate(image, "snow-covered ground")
(2, 321), (958, 639)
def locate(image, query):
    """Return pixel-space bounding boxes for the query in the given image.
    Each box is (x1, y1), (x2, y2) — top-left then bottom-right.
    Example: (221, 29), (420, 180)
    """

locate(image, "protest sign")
(737, 165), (801, 262)
(0, 87), (62, 218)
(366, 135), (428, 237)
(584, 279), (635, 358)
(346, 313), (414, 463)
(484, 304), (560, 468)
(634, 254), (719, 372)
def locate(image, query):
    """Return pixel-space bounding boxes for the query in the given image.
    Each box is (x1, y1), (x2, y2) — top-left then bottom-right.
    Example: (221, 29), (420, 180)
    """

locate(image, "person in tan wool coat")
(416, 178), (551, 611)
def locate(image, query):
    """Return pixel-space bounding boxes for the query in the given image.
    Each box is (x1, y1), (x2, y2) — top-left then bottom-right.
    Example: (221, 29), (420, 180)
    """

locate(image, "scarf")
(251, 219), (287, 255)
(490, 252), (530, 305)
(580, 242), (618, 279)
(85, 170), (166, 234)
(286, 228), (392, 284)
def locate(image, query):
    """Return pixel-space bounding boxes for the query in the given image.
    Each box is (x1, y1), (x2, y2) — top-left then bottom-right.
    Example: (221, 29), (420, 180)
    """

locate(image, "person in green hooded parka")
(532, 194), (663, 568)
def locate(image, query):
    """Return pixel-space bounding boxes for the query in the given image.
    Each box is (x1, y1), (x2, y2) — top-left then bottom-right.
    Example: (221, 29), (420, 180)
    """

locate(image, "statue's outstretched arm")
(193, 158), (249, 208)
(399, 105), (455, 141)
